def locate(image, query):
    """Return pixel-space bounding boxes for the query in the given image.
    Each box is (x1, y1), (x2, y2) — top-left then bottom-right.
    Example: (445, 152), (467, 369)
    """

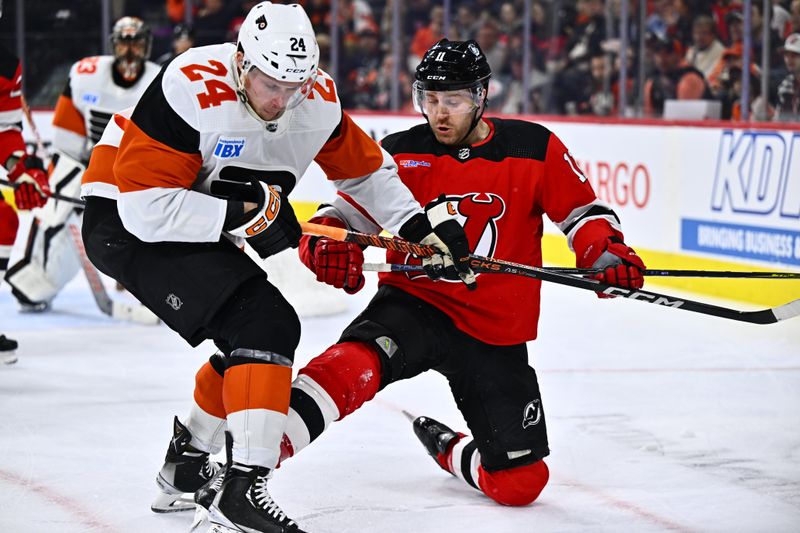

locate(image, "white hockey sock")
(447, 437), (481, 491)
(282, 374), (340, 459)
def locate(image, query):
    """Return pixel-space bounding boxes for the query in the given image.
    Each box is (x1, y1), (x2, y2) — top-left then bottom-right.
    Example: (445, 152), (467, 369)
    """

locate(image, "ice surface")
(1, 259), (799, 532)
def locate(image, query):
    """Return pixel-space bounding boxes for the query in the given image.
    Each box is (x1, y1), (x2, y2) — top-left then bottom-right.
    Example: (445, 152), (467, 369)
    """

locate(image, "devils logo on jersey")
(404, 192), (505, 281)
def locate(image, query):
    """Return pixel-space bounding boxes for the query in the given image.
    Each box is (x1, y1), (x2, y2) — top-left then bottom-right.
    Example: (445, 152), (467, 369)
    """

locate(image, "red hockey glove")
(299, 217), (365, 294)
(579, 236), (645, 298)
(398, 195), (476, 290)
(6, 152), (50, 210)
(312, 239), (365, 294)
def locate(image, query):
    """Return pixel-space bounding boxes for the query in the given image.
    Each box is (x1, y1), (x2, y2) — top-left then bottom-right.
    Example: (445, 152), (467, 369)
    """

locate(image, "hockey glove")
(216, 180), (301, 259)
(6, 152), (50, 210)
(579, 236), (645, 298)
(299, 217), (365, 294)
(398, 195), (476, 290)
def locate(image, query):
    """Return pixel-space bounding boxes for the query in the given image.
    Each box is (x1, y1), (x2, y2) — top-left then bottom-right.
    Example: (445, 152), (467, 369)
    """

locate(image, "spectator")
(644, 36), (712, 116)
(725, 10), (745, 46)
(775, 33), (800, 120)
(498, 2), (522, 37)
(156, 24), (195, 65)
(711, 0), (742, 44)
(343, 26), (383, 109)
(373, 53), (413, 111)
(791, 0), (800, 35)
(707, 43), (760, 95)
(410, 5), (445, 70)
(686, 15), (725, 78)
(193, 0), (234, 46)
(453, 5), (479, 41)
(565, 0), (606, 69)
(476, 17), (508, 77)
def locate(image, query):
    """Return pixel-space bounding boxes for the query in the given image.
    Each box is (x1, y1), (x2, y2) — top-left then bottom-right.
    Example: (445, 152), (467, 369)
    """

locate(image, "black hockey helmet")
(414, 38), (492, 92)
(110, 16), (153, 61)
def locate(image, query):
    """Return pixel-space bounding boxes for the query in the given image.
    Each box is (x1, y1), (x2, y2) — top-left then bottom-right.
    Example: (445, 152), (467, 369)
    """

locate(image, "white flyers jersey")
(109, 43), (421, 243)
(51, 55), (159, 162)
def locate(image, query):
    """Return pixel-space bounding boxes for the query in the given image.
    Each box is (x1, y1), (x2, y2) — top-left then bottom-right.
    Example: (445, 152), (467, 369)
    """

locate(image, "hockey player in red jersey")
(1, 38), (50, 365)
(79, 3), (473, 532)
(261, 39), (646, 508)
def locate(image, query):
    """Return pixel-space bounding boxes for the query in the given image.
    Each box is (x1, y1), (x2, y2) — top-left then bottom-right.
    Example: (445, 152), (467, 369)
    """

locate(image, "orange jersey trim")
(314, 112), (383, 180)
(82, 145), (119, 187)
(114, 120), (202, 193)
(51, 94), (86, 137)
(223, 364), (292, 415)
(194, 361), (226, 419)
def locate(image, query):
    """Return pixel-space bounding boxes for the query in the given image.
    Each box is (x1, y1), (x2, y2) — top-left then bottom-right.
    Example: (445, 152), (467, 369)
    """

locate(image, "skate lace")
(203, 457), (220, 480)
(252, 475), (296, 526)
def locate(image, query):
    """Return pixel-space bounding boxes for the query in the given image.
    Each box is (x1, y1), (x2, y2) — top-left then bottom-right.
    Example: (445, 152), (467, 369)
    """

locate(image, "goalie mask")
(413, 39), (491, 142)
(234, 2), (319, 121)
(110, 16), (152, 82)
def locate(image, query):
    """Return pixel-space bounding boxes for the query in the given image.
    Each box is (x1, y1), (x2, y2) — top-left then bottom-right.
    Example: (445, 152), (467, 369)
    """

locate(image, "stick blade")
(773, 299), (800, 322)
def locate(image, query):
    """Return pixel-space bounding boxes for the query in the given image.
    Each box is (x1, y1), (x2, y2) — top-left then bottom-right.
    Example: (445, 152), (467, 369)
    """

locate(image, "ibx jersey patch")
(213, 138), (246, 159)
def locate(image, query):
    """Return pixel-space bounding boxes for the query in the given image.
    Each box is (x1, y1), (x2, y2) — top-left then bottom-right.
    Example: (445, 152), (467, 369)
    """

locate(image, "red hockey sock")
(280, 342), (382, 463)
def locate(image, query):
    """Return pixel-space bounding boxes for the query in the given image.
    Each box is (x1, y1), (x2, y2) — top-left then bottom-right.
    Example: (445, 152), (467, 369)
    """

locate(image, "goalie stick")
(362, 263), (800, 279)
(300, 222), (800, 325)
(66, 224), (160, 325)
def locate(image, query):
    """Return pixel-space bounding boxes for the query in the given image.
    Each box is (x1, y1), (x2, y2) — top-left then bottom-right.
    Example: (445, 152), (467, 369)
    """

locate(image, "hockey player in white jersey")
(79, 2), (474, 532)
(4, 16), (159, 310)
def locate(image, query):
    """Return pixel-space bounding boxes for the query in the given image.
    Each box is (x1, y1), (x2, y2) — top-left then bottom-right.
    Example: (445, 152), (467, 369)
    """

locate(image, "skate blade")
(1, 355), (18, 365)
(150, 490), (196, 513)
(190, 504), (209, 531)
(206, 506), (243, 533)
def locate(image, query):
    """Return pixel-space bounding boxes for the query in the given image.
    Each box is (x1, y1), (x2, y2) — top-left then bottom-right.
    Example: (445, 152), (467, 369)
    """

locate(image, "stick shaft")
(305, 224), (798, 324)
(364, 263), (800, 279)
(0, 177), (86, 207)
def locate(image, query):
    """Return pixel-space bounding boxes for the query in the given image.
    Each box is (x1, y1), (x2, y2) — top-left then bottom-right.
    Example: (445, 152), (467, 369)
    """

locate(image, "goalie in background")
(4, 16), (158, 312)
(259, 39), (647, 508)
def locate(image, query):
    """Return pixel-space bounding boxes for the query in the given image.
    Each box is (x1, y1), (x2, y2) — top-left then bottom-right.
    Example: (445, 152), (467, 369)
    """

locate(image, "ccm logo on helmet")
(286, 68), (307, 73)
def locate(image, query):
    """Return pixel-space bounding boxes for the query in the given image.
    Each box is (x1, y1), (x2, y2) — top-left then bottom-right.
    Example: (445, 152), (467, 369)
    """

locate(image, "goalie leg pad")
(4, 217), (81, 305)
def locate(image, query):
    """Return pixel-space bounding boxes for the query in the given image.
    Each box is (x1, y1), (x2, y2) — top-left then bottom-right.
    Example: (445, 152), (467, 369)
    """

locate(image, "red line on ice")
(0, 468), (118, 532)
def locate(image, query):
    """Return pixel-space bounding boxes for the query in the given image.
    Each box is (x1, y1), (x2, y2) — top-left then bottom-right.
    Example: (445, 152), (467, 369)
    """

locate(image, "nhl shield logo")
(522, 400), (541, 429)
(166, 293), (183, 311)
(457, 147), (470, 160)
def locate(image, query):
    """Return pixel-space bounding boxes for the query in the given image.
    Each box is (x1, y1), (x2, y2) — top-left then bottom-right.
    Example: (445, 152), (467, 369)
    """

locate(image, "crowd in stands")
(8, 0), (800, 121)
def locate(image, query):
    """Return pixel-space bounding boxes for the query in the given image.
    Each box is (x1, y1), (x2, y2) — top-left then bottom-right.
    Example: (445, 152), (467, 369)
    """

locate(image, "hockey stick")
(0, 177), (87, 207)
(300, 222), (800, 325)
(66, 224), (160, 325)
(362, 263), (800, 279)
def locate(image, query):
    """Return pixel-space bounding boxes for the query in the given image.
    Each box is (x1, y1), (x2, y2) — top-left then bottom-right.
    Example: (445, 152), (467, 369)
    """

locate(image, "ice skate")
(207, 434), (305, 533)
(0, 335), (18, 365)
(151, 416), (221, 513)
(411, 415), (464, 473)
(190, 465), (225, 531)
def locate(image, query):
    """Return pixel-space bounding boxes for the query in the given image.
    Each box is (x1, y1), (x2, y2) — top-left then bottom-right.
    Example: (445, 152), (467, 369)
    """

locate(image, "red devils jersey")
(317, 118), (623, 345)
(0, 45), (25, 163)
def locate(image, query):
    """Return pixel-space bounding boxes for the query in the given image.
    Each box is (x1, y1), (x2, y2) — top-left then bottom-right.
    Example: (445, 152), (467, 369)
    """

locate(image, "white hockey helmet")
(237, 2), (319, 84)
